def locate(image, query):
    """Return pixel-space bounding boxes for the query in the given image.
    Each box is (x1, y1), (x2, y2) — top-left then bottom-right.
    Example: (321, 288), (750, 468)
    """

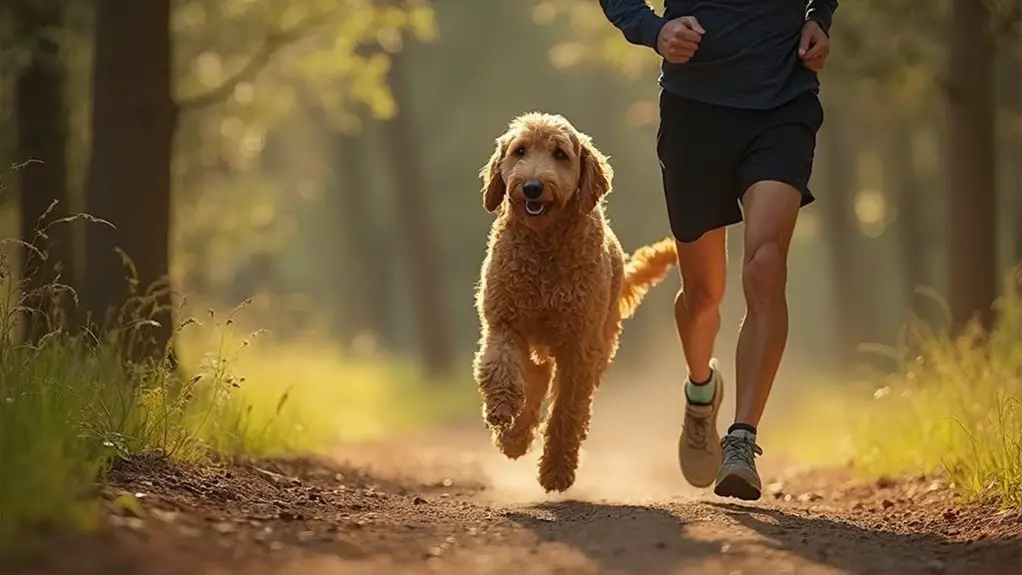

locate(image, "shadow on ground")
(507, 499), (1022, 575)
(505, 500), (721, 574)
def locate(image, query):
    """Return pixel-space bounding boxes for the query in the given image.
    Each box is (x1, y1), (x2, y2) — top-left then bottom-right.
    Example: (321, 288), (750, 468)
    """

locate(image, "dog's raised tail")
(619, 237), (677, 319)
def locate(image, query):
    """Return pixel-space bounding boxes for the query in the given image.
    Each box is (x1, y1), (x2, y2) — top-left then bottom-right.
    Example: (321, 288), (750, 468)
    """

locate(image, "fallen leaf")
(111, 493), (146, 518)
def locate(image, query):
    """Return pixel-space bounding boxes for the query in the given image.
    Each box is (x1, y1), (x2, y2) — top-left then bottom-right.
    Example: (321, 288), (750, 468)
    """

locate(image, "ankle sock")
(685, 371), (716, 405)
(728, 422), (757, 437)
(690, 374), (713, 386)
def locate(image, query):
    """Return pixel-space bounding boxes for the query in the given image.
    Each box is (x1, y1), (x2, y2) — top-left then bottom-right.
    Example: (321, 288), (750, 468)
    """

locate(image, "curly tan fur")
(472, 112), (677, 492)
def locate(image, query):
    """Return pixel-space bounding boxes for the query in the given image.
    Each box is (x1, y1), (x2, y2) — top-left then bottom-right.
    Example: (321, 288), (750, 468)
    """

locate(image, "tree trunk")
(818, 104), (861, 366)
(331, 129), (395, 347)
(381, 50), (454, 380)
(1003, 45), (1022, 269)
(83, 0), (176, 363)
(946, 0), (997, 331)
(887, 121), (926, 315)
(14, 0), (75, 341)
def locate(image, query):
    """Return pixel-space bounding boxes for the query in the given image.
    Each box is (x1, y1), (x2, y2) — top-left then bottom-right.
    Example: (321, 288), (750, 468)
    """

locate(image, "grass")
(778, 274), (1022, 508)
(0, 229), (477, 556)
(176, 306), (478, 456)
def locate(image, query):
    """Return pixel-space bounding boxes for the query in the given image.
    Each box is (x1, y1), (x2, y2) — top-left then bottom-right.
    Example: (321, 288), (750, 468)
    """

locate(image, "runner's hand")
(799, 20), (830, 71)
(657, 16), (705, 64)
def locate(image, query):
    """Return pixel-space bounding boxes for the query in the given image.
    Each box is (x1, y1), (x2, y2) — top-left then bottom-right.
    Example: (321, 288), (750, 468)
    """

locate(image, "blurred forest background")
(1, 0), (1021, 381)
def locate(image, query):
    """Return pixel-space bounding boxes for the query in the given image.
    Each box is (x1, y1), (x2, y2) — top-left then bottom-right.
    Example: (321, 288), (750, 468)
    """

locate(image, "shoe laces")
(721, 433), (763, 467)
(684, 402), (715, 449)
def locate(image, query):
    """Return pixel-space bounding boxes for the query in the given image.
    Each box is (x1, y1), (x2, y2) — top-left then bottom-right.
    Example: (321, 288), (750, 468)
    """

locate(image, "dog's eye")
(553, 148), (567, 160)
(513, 146), (526, 157)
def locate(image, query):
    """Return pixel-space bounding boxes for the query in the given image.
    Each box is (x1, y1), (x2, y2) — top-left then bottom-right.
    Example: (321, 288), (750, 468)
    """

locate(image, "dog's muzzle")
(521, 180), (550, 216)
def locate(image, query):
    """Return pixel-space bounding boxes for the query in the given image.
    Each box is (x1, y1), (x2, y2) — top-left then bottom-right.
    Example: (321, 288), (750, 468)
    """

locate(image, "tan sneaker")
(713, 429), (764, 501)
(678, 360), (724, 488)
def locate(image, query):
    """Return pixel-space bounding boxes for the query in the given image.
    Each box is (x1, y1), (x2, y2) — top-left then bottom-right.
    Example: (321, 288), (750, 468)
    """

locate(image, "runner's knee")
(676, 284), (723, 322)
(742, 242), (786, 305)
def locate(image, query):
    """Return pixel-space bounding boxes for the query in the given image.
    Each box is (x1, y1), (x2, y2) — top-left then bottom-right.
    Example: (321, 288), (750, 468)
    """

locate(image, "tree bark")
(1003, 44), (1022, 269)
(83, 0), (176, 362)
(14, 0), (75, 341)
(887, 121), (926, 315)
(381, 49), (454, 380)
(946, 0), (997, 331)
(819, 104), (861, 367)
(331, 129), (395, 347)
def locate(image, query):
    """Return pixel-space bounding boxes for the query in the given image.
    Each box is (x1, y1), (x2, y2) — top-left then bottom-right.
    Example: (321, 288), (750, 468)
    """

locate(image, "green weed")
(778, 273), (1022, 507)
(0, 203), (475, 556)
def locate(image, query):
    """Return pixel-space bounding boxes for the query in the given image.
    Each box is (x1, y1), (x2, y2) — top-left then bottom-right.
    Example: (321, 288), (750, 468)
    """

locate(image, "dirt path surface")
(6, 377), (1022, 575)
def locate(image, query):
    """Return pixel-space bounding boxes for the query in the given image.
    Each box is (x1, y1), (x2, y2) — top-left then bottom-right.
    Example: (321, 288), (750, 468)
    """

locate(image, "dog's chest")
(496, 249), (608, 336)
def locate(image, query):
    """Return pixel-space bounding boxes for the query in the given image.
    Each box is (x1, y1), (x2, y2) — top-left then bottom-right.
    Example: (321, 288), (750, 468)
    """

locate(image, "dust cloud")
(334, 321), (840, 507)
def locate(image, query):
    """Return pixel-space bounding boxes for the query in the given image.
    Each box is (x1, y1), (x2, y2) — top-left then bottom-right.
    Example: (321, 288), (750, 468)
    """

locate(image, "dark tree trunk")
(331, 129), (395, 347)
(14, 0), (75, 341)
(819, 105), (861, 366)
(946, 0), (997, 331)
(83, 0), (176, 363)
(887, 122), (927, 315)
(382, 49), (454, 380)
(1002, 45), (1022, 269)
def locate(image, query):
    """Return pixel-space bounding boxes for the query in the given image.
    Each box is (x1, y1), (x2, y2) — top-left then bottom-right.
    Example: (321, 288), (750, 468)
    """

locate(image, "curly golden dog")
(473, 112), (677, 492)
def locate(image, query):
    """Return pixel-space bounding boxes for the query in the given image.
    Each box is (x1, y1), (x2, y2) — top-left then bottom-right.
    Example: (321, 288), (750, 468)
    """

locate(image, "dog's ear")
(480, 135), (509, 213)
(576, 133), (613, 213)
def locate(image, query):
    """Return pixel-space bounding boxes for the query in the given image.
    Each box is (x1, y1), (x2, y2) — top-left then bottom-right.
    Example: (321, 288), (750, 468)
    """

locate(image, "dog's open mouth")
(524, 200), (549, 217)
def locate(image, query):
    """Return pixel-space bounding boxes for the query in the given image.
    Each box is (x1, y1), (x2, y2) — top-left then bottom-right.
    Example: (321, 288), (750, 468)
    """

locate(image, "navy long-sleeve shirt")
(600, 0), (838, 109)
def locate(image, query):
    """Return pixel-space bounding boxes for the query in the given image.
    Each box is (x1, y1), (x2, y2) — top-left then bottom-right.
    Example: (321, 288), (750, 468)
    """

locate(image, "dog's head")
(480, 112), (612, 230)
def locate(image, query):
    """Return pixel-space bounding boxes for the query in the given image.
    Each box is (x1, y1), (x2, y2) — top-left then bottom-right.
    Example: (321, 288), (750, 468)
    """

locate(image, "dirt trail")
(6, 374), (1022, 575)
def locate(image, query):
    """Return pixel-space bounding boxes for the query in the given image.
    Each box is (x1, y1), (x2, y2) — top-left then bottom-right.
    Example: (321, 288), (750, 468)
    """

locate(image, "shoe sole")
(713, 473), (761, 501)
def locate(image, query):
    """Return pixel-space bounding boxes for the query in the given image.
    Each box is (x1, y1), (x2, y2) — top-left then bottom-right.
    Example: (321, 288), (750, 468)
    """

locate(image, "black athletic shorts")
(656, 89), (824, 243)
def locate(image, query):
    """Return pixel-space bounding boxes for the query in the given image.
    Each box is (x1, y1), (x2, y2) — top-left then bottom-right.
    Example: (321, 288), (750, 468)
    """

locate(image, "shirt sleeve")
(599, 0), (668, 53)
(806, 0), (838, 35)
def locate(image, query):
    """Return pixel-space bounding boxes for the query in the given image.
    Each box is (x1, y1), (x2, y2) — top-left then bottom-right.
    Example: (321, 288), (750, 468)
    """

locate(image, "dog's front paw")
(538, 455), (577, 493)
(482, 388), (524, 429)
(495, 426), (534, 459)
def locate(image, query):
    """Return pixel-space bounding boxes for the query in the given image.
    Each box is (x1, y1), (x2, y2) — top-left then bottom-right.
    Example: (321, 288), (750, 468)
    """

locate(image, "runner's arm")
(806, 0), (838, 35)
(599, 0), (667, 53)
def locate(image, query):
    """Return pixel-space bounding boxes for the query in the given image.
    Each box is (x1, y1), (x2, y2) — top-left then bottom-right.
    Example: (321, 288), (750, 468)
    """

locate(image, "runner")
(599, 0), (837, 500)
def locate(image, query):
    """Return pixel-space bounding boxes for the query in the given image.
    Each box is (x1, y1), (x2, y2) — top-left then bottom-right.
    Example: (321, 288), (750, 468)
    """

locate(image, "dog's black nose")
(522, 180), (544, 200)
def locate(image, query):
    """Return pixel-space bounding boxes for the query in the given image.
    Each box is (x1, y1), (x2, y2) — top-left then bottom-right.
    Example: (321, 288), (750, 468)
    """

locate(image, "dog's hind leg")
(473, 325), (527, 431)
(495, 356), (553, 459)
(537, 344), (604, 492)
